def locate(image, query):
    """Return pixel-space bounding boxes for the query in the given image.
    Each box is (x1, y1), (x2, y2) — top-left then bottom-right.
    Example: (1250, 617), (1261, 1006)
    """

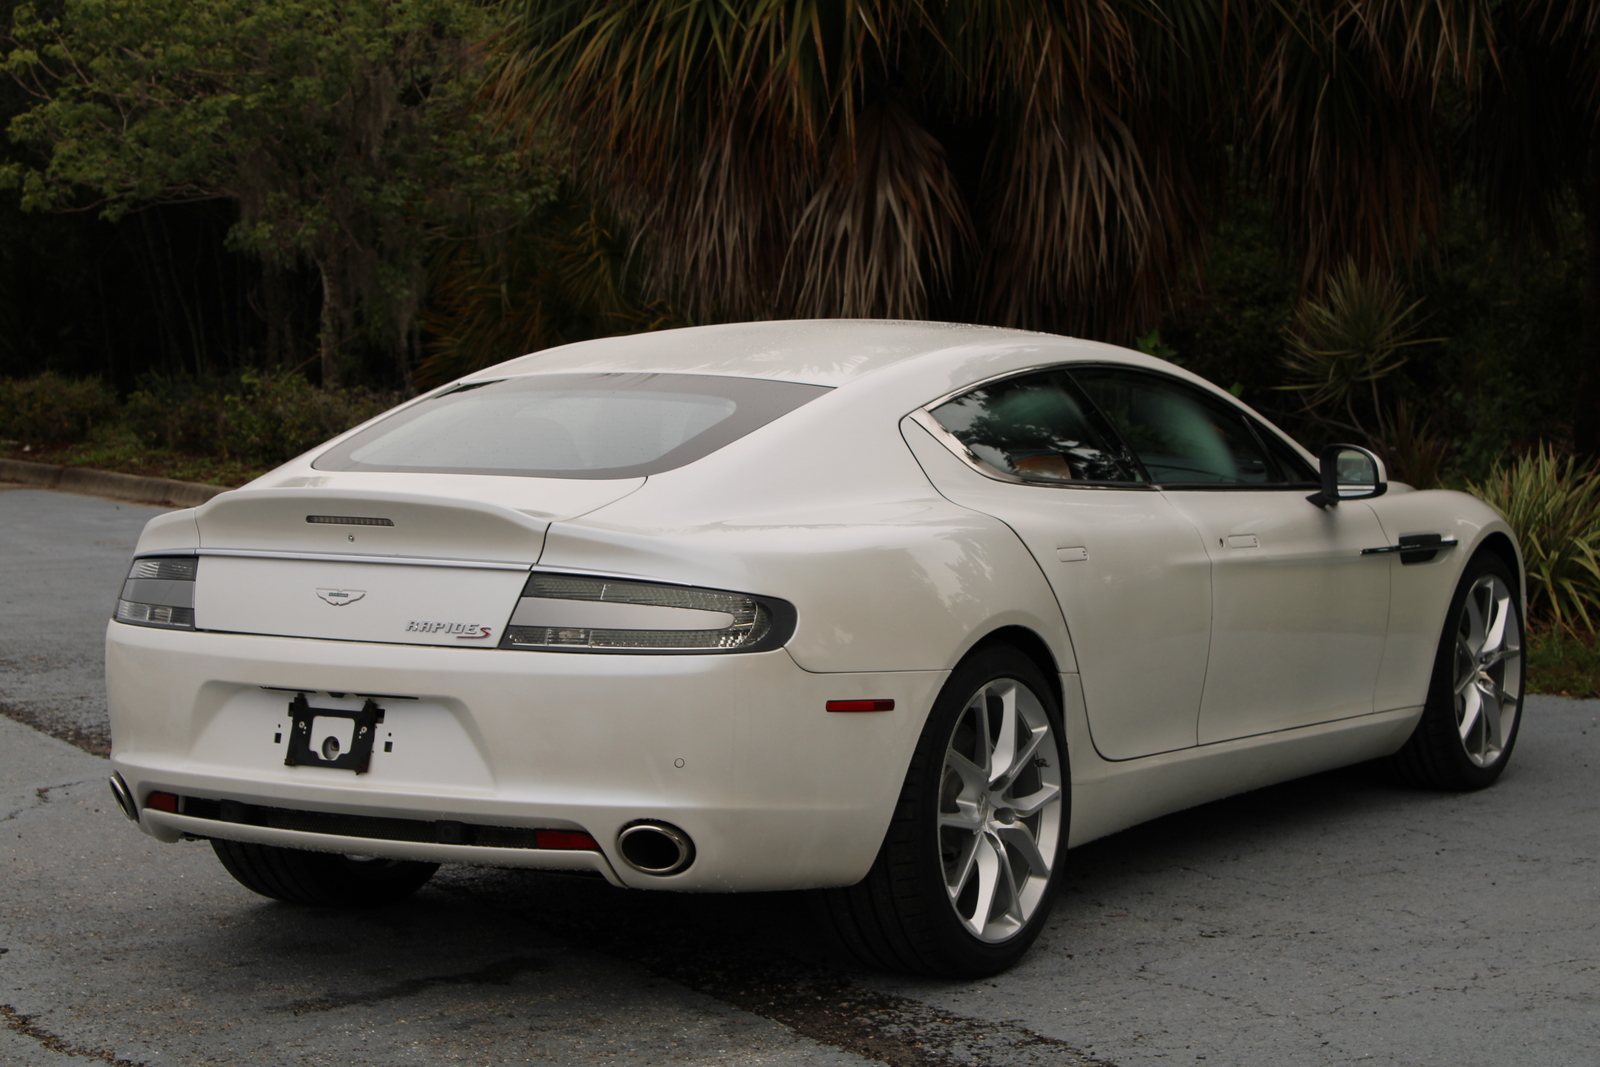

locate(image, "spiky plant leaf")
(1279, 259), (1437, 414)
(1467, 447), (1600, 632)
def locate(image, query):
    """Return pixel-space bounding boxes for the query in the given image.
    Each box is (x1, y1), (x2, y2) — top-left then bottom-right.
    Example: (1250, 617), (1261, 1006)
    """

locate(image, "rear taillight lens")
(501, 573), (793, 654)
(114, 556), (197, 630)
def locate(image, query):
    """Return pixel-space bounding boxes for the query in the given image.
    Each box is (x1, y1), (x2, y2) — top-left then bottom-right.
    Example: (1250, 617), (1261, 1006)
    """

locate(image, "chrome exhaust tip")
(108, 774), (138, 822)
(616, 821), (695, 875)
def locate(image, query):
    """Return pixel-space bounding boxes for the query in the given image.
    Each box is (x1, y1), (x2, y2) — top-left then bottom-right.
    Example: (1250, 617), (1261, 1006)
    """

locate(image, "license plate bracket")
(284, 694), (384, 774)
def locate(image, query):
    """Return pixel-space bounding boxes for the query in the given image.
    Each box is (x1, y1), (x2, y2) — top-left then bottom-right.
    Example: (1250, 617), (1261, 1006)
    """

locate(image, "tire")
(210, 839), (439, 907)
(817, 645), (1069, 977)
(1390, 552), (1525, 790)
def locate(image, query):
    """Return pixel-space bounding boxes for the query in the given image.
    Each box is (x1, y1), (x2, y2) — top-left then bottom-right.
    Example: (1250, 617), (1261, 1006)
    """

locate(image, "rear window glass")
(314, 373), (830, 479)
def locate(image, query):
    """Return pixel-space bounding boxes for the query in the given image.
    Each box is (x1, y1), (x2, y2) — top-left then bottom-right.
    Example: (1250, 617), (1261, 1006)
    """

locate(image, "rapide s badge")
(316, 588), (366, 606)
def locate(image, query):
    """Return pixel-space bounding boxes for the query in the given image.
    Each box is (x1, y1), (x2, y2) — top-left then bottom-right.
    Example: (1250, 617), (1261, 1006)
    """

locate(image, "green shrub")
(122, 370), (400, 466)
(1466, 446), (1600, 630)
(0, 372), (117, 445)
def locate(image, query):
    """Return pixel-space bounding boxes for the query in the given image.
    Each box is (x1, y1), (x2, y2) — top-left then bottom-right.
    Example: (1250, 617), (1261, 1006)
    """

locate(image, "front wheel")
(817, 645), (1068, 977)
(1390, 553), (1525, 790)
(211, 838), (439, 907)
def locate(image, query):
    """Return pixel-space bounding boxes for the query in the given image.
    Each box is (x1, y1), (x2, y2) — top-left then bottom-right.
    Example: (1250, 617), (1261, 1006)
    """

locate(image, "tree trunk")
(1574, 149), (1600, 458)
(317, 258), (344, 389)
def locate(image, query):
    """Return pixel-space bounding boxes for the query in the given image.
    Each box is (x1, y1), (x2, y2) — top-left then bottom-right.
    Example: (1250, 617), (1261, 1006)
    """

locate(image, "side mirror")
(1308, 444), (1387, 508)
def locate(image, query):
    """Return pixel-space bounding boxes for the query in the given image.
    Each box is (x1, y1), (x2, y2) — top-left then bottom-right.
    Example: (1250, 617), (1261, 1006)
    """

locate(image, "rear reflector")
(145, 791), (179, 813)
(826, 699), (895, 713)
(535, 830), (600, 851)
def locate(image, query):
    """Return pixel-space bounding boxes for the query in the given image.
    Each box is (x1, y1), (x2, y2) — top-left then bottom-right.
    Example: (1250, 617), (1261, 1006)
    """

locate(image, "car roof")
(473, 320), (1070, 388)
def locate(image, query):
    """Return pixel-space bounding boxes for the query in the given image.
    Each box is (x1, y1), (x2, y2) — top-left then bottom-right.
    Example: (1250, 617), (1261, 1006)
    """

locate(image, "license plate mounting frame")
(284, 693), (384, 774)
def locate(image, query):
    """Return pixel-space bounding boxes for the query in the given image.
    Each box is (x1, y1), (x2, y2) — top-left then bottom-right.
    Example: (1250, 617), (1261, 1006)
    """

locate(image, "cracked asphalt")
(2, 484), (1598, 1066)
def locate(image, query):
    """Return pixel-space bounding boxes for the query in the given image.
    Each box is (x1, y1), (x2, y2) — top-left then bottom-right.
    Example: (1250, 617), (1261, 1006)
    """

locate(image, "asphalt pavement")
(2, 483), (1597, 1067)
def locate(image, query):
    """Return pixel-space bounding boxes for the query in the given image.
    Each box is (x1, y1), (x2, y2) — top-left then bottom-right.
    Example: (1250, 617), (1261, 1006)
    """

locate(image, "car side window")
(930, 370), (1145, 484)
(1071, 369), (1282, 486)
(1252, 420), (1319, 483)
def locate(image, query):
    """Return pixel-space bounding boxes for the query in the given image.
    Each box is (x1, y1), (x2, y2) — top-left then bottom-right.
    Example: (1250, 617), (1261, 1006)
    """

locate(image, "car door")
(1071, 367), (1392, 743)
(904, 367), (1213, 761)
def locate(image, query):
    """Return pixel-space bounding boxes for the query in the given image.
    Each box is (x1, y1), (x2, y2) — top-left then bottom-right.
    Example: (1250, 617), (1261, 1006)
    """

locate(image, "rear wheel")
(1390, 553), (1524, 790)
(818, 645), (1068, 977)
(210, 839), (438, 907)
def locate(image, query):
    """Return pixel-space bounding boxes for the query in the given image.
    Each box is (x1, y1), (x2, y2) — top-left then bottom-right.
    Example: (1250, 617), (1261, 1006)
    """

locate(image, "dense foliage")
(3, 0), (545, 386)
(0, 371), (113, 443)
(0, 0), (1593, 489)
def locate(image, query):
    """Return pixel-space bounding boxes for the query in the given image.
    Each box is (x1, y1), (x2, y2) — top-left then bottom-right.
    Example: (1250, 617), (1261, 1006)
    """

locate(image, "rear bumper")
(107, 622), (945, 891)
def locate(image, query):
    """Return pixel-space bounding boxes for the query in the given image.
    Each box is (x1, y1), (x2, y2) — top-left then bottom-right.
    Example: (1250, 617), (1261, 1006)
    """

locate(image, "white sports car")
(105, 320), (1524, 977)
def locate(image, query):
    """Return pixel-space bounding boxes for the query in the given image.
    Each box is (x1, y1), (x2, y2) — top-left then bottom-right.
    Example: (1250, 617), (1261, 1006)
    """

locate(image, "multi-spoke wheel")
(1391, 553), (1524, 790)
(817, 645), (1068, 977)
(938, 677), (1063, 943)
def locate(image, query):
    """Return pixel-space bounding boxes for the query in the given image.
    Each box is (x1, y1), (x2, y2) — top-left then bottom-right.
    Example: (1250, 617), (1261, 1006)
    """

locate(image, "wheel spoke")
(945, 749), (986, 794)
(1480, 645), (1521, 670)
(969, 696), (993, 780)
(939, 805), (984, 833)
(1481, 681), (1506, 751)
(1481, 590), (1510, 655)
(996, 823), (1049, 880)
(1457, 683), (1483, 746)
(946, 830), (981, 901)
(987, 683), (1019, 786)
(1007, 782), (1061, 817)
(993, 833), (1025, 926)
(1462, 589), (1487, 654)
(992, 726), (1056, 793)
(964, 836), (1002, 937)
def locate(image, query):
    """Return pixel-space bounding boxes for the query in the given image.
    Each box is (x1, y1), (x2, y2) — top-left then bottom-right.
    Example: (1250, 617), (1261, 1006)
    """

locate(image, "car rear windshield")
(314, 373), (831, 479)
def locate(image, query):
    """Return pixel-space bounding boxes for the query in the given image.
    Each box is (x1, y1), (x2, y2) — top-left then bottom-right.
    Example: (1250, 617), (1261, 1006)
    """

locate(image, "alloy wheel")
(938, 678), (1064, 943)
(1451, 573), (1522, 768)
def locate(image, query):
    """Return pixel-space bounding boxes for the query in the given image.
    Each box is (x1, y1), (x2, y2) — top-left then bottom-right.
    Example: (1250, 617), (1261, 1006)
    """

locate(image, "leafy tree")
(3, 0), (544, 386)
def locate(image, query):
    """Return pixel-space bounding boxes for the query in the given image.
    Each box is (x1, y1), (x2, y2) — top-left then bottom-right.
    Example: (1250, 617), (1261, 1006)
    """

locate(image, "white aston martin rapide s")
(106, 320), (1524, 976)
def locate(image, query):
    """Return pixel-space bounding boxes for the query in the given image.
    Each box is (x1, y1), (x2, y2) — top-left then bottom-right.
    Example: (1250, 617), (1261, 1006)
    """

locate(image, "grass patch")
(1526, 626), (1600, 699)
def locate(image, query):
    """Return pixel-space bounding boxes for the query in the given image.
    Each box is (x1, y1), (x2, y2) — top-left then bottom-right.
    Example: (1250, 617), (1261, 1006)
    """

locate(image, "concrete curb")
(0, 458), (230, 508)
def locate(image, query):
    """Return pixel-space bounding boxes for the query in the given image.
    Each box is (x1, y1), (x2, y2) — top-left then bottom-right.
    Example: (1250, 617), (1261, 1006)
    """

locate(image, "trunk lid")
(188, 477), (640, 646)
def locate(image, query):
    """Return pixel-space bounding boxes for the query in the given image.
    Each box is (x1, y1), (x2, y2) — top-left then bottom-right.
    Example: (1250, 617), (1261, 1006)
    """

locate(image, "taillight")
(500, 572), (794, 654)
(114, 556), (197, 630)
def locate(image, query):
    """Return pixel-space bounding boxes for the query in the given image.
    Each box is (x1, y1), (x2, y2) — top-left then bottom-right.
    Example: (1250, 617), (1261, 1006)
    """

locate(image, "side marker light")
(825, 699), (895, 713)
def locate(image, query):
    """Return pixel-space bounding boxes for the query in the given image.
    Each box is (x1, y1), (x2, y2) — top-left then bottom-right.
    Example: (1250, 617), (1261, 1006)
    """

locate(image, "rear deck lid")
(187, 484), (617, 647)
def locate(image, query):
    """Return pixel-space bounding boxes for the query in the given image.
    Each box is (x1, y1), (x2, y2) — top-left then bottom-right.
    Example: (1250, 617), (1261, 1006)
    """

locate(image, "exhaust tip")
(108, 774), (138, 822)
(617, 821), (694, 875)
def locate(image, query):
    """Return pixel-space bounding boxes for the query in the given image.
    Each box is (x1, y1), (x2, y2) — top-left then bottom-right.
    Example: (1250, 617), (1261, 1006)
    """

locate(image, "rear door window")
(315, 373), (830, 479)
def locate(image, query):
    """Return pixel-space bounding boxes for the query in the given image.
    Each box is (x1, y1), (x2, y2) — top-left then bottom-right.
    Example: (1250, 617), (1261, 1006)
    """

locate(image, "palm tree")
(1466, 1), (1600, 456)
(490, 0), (1562, 424)
(487, 0), (1236, 341)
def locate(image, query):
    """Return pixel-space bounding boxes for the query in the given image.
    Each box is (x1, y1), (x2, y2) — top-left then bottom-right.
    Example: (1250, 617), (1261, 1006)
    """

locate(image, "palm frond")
(785, 97), (973, 319)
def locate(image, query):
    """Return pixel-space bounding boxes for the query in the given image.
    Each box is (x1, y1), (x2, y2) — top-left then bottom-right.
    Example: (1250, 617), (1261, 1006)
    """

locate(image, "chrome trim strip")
(188, 549), (532, 571)
(1360, 538), (1459, 556)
